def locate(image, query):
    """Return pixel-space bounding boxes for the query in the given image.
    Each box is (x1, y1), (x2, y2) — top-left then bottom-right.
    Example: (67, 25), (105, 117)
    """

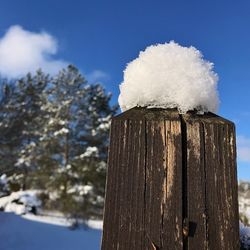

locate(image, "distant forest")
(0, 65), (117, 220)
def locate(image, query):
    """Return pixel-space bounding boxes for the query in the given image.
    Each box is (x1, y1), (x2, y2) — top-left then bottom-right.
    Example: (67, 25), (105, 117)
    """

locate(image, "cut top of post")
(114, 107), (234, 126)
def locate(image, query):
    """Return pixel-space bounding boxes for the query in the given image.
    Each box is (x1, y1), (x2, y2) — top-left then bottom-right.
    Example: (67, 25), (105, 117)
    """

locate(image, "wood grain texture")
(203, 122), (239, 250)
(101, 108), (239, 250)
(185, 119), (207, 250)
(161, 119), (183, 250)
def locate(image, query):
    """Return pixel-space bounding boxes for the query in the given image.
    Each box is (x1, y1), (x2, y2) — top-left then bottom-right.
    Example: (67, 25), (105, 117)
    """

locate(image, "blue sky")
(0, 0), (250, 179)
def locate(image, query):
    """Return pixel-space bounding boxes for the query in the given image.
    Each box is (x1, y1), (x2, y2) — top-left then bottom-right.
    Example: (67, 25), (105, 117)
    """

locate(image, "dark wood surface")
(101, 108), (240, 250)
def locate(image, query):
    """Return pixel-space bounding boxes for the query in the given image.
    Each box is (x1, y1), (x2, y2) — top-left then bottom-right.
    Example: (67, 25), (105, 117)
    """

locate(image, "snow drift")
(0, 190), (41, 215)
(119, 41), (219, 114)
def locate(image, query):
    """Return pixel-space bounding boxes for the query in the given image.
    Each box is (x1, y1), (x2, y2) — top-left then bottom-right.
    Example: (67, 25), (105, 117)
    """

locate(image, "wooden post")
(101, 107), (240, 250)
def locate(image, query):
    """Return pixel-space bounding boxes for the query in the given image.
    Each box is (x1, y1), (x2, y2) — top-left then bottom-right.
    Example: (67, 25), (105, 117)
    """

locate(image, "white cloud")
(0, 25), (68, 78)
(237, 135), (250, 163)
(86, 70), (110, 83)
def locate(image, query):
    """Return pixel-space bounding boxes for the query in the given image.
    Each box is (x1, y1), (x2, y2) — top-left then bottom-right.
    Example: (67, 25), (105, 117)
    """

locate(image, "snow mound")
(118, 41), (219, 114)
(0, 190), (41, 215)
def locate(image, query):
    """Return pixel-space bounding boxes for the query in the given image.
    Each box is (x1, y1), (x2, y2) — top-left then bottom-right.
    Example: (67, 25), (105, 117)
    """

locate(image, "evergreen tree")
(0, 70), (50, 190)
(34, 65), (87, 193)
(0, 81), (17, 176)
(38, 65), (116, 219)
(0, 65), (117, 220)
(70, 84), (116, 218)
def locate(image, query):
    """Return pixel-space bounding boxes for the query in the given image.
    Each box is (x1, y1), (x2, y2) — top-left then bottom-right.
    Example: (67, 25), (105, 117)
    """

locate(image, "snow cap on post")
(118, 41), (219, 114)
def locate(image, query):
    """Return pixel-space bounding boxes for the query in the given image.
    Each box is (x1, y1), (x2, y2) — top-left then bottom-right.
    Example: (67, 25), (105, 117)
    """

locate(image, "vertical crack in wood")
(143, 119), (148, 249)
(201, 122), (209, 250)
(180, 115), (188, 250)
(160, 120), (167, 249)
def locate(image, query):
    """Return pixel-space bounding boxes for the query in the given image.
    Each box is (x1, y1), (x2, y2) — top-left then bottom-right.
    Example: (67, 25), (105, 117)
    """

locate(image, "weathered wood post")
(101, 107), (239, 250)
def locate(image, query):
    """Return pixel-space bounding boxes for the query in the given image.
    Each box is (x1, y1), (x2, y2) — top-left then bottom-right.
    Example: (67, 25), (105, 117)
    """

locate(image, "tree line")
(0, 65), (117, 220)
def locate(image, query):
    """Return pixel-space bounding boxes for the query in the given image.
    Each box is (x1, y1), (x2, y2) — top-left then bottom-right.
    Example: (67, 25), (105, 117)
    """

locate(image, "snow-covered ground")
(0, 190), (41, 215)
(0, 212), (102, 250)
